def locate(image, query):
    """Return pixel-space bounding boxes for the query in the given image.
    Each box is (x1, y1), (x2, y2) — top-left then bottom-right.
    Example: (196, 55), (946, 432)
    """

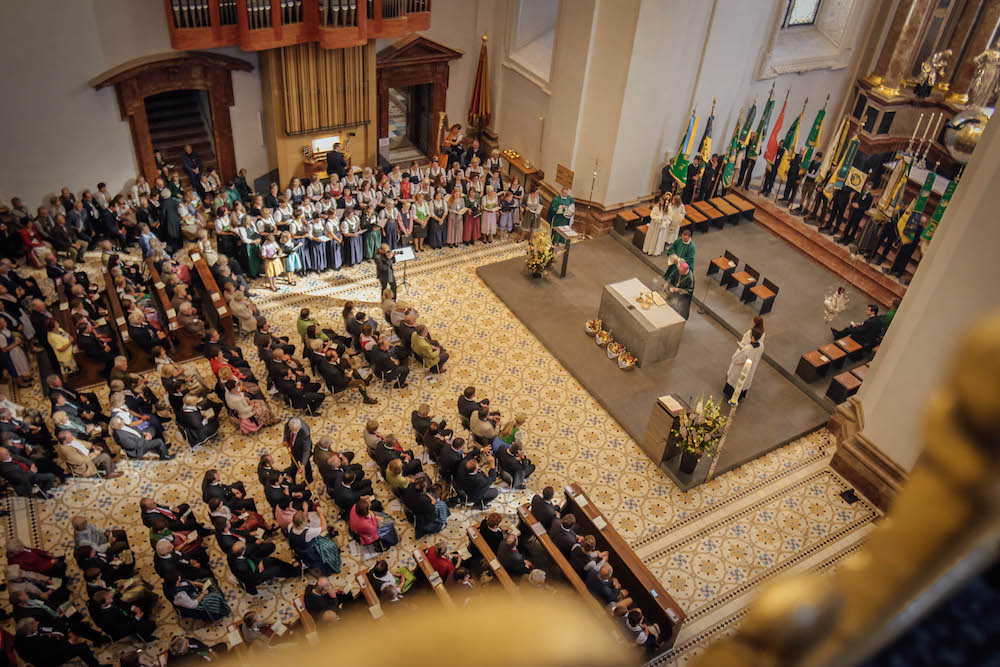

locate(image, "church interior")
(0, 0), (999, 665)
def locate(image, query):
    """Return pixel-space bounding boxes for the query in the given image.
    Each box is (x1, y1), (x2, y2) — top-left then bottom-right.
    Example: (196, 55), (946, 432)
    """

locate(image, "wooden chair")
(708, 250), (738, 286)
(748, 277), (779, 314)
(708, 197), (739, 225)
(684, 208), (707, 234)
(836, 336), (864, 362)
(735, 264), (760, 298)
(632, 224), (649, 250)
(826, 371), (862, 403)
(723, 193), (756, 220)
(819, 343), (847, 371)
(795, 350), (831, 383)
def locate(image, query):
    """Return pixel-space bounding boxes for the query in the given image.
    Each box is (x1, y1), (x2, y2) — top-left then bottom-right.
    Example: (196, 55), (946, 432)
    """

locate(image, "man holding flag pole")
(759, 89), (789, 197)
(671, 110), (700, 204)
(776, 97), (808, 204)
(717, 108), (744, 196)
(696, 101), (716, 201)
(738, 84), (773, 190)
(790, 94), (828, 212)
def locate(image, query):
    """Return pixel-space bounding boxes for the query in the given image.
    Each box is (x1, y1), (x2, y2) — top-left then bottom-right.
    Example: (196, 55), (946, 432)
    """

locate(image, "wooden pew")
(412, 547), (455, 608)
(188, 248), (235, 347)
(355, 573), (386, 621)
(795, 349), (831, 383)
(467, 526), (518, 594)
(691, 200), (725, 229)
(683, 207), (707, 234)
(224, 622), (251, 665)
(516, 505), (606, 617)
(563, 482), (686, 648)
(723, 193), (756, 220)
(145, 259), (202, 362)
(292, 597), (321, 646)
(709, 197), (739, 225)
(55, 284), (105, 389)
(100, 268), (154, 372)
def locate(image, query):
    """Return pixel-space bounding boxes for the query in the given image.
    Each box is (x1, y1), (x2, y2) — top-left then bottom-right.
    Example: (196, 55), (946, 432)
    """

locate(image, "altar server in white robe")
(663, 195), (686, 246)
(642, 194), (669, 255)
(724, 329), (763, 401)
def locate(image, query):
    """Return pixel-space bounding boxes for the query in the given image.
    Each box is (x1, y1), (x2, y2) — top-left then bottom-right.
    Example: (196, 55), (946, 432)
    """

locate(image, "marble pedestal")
(597, 278), (685, 366)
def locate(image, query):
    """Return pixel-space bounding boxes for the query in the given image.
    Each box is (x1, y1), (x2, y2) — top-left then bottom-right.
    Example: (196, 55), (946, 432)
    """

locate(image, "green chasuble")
(547, 195), (575, 227)
(664, 265), (695, 296)
(665, 238), (696, 266)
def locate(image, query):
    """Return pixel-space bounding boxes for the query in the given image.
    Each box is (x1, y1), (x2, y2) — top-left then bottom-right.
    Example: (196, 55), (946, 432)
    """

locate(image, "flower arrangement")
(526, 230), (555, 275)
(618, 352), (636, 370)
(823, 286), (849, 322)
(595, 330), (613, 347)
(585, 319), (602, 336)
(607, 342), (624, 359)
(670, 395), (728, 455)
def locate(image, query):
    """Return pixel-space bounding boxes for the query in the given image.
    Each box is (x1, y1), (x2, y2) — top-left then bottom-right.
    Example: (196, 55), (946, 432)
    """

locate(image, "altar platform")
(477, 236), (829, 490)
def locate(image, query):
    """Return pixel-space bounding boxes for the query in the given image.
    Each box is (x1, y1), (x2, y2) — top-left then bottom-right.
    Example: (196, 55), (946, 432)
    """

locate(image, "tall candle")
(910, 113), (923, 143)
(729, 358), (754, 406)
(920, 112), (934, 143)
(929, 114), (943, 143)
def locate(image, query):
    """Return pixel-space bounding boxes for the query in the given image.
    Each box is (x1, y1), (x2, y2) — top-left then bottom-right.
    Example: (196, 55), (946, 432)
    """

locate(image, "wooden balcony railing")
(164, 0), (428, 50)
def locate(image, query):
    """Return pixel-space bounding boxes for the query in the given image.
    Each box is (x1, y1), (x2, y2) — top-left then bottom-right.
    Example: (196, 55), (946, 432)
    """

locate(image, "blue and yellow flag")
(671, 112), (699, 187)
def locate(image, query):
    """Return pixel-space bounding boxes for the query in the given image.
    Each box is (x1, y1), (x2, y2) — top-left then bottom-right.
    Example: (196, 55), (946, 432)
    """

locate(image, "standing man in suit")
(374, 244), (396, 299)
(699, 155), (719, 202)
(819, 186), (852, 235)
(326, 143), (348, 180)
(779, 149), (805, 205)
(760, 147), (784, 197)
(837, 181), (874, 245)
(832, 304), (883, 347)
(792, 151), (823, 216)
(681, 156), (702, 205)
(888, 214), (925, 279)
(158, 188), (183, 254)
(737, 132), (758, 189)
(284, 418), (313, 483)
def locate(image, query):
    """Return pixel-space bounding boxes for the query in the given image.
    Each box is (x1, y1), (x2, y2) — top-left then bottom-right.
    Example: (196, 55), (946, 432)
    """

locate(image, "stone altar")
(597, 278), (686, 366)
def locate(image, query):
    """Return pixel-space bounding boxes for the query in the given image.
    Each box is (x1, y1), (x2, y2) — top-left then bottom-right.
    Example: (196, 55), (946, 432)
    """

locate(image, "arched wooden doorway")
(91, 51), (253, 183)
(376, 35), (463, 162)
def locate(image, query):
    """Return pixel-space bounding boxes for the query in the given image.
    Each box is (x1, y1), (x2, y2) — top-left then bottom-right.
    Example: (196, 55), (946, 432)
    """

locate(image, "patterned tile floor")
(3, 238), (877, 664)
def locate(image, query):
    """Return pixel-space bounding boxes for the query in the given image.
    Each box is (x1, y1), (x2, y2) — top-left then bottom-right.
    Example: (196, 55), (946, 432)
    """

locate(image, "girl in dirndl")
(237, 218), (263, 278)
(261, 235), (283, 291)
(362, 204), (382, 259)
(398, 201), (415, 248)
(279, 231), (302, 285)
(412, 193), (429, 252)
(463, 179), (483, 245)
(288, 213), (310, 274)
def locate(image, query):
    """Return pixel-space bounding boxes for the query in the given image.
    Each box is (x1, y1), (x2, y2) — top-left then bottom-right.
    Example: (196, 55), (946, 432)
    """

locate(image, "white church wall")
(604, 0), (874, 205)
(0, 0), (267, 209)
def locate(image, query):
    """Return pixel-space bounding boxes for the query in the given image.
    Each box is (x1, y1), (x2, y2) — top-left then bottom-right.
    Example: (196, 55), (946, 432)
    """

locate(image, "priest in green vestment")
(547, 187), (575, 228)
(665, 228), (696, 267)
(664, 260), (694, 319)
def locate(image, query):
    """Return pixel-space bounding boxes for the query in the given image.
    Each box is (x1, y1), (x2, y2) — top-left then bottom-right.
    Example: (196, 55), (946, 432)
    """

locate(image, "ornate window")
(784, 0), (822, 27)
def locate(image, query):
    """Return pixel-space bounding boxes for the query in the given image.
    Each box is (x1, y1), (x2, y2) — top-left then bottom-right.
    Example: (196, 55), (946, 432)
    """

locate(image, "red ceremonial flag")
(762, 94), (788, 165)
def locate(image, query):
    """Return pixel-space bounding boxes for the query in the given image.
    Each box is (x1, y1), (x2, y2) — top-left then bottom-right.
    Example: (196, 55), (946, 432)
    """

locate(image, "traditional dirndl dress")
(481, 196), (499, 235)
(326, 221), (343, 271)
(239, 226), (263, 278)
(308, 221), (328, 272)
(509, 185), (524, 228)
(446, 203), (464, 245)
(384, 210), (400, 250)
(498, 199), (515, 232)
(463, 194), (482, 243)
(429, 200), (448, 248)
(342, 216), (364, 266)
(262, 242), (283, 278)
(363, 214), (382, 259)
(282, 241), (304, 273)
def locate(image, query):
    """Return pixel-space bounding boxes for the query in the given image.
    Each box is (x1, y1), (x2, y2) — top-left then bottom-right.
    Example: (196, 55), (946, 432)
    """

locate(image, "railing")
(164, 0), (429, 49)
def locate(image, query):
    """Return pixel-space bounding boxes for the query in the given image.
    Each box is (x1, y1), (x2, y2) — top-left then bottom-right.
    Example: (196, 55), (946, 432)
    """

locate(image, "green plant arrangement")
(525, 231), (554, 276)
(671, 395), (728, 456)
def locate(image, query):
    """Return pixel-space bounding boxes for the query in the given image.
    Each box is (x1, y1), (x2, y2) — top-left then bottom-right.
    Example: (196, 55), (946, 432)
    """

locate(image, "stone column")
(869, 0), (936, 91)
(947, 0), (1000, 103)
(830, 111), (1000, 510)
(939, 0), (985, 92)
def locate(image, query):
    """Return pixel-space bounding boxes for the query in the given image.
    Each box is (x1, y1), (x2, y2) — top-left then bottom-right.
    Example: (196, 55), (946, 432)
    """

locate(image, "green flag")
(922, 177), (957, 242)
(721, 110), (743, 187)
(897, 169), (936, 243)
(831, 134), (859, 191)
(671, 113), (699, 187)
(800, 107), (826, 176)
(776, 109), (802, 181)
(749, 90), (775, 156)
(738, 101), (756, 147)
